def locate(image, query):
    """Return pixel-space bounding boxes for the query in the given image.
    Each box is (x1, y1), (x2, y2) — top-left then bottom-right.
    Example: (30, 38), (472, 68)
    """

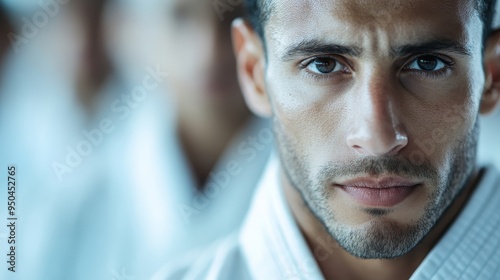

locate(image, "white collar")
(240, 155), (324, 280)
(410, 166), (500, 279)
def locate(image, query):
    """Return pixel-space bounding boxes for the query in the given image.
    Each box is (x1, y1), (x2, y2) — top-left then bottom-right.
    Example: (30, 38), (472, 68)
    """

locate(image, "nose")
(346, 74), (408, 157)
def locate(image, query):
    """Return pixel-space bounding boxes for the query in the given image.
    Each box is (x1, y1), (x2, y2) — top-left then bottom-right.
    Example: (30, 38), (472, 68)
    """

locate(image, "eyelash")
(401, 54), (454, 79)
(298, 54), (455, 80)
(298, 56), (351, 81)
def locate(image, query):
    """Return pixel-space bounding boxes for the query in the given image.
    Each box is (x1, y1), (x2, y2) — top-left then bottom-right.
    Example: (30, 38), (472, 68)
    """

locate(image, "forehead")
(266, 0), (483, 56)
(120, 0), (212, 12)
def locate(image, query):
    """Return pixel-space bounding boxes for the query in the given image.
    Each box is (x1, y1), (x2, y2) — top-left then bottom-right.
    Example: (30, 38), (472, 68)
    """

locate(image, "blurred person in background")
(0, 0), (118, 279)
(0, 3), (12, 99)
(0, 3), (12, 68)
(103, 0), (272, 278)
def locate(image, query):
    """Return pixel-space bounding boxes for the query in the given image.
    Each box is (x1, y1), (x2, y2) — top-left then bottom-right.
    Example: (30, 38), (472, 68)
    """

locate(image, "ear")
(232, 18), (272, 117)
(481, 30), (500, 115)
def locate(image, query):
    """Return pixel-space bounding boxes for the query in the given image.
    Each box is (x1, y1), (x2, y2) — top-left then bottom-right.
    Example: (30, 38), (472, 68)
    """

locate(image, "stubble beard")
(275, 118), (479, 259)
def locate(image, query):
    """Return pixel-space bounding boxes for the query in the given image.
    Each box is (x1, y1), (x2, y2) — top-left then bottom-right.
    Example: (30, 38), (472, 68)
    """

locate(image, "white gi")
(153, 156), (500, 280)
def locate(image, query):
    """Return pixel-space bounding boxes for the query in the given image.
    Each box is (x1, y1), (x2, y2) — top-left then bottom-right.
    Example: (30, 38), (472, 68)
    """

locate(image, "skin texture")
(108, 0), (250, 186)
(232, 0), (500, 279)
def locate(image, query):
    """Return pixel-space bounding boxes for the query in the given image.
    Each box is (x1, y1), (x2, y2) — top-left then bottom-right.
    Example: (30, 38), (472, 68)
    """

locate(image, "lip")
(335, 176), (421, 208)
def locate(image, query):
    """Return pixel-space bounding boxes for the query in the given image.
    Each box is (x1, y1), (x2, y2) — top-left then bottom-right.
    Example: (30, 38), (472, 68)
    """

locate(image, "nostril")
(352, 145), (368, 155)
(387, 144), (404, 156)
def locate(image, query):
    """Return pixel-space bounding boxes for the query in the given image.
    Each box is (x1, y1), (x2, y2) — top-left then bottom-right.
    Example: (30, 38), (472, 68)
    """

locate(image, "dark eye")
(306, 58), (345, 74)
(407, 55), (446, 71)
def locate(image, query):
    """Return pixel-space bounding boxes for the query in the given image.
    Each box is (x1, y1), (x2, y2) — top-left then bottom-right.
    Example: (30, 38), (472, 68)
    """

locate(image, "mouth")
(334, 176), (421, 208)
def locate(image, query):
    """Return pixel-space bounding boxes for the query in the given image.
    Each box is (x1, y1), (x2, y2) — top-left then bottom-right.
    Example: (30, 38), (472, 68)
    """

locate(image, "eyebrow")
(392, 39), (472, 57)
(279, 38), (471, 61)
(280, 39), (362, 61)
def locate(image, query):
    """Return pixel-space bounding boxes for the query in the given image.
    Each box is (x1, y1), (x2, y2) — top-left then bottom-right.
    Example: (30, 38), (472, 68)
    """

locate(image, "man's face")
(265, 0), (484, 258)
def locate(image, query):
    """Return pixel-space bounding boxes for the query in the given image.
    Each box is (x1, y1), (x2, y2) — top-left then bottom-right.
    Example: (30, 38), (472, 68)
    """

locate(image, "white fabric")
(410, 164), (500, 280)
(154, 156), (500, 280)
(106, 93), (273, 279)
(478, 112), (500, 179)
(0, 42), (110, 280)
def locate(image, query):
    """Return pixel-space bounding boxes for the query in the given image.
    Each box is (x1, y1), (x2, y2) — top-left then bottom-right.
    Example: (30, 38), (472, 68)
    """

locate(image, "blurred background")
(0, 0), (497, 279)
(0, 0), (272, 279)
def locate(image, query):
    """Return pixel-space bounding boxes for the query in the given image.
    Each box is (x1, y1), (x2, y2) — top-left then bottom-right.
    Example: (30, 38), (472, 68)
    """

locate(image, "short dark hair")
(244, 0), (273, 41)
(245, 0), (498, 46)
(479, 0), (498, 42)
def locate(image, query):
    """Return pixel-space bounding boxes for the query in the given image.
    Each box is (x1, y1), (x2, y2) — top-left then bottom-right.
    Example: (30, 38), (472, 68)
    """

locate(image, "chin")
(327, 217), (430, 259)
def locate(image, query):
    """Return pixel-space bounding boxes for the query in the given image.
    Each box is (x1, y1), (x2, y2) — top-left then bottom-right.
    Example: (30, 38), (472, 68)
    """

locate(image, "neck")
(282, 166), (481, 280)
(177, 102), (250, 188)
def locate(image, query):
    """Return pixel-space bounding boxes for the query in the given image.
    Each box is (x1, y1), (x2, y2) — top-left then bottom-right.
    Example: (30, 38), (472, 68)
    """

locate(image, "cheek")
(402, 56), (483, 143)
(402, 87), (479, 170)
(268, 74), (352, 168)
